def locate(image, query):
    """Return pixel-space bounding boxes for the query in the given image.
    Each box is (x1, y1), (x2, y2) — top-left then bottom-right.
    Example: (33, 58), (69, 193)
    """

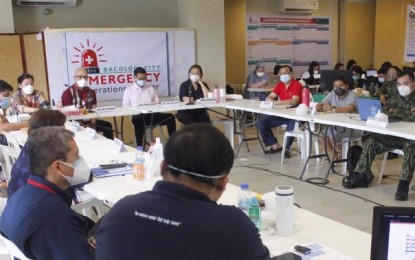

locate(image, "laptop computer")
(267, 75), (279, 86)
(366, 69), (377, 78)
(356, 98), (382, 121)
(371, 206), (415, 260)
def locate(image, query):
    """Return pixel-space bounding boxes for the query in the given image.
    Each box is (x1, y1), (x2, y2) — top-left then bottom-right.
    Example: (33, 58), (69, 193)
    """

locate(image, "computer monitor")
(371, 206), (415, 260)
(366, 69), (377, 77)
(402, 66), (415, 73)
(319, 70), (353, 93)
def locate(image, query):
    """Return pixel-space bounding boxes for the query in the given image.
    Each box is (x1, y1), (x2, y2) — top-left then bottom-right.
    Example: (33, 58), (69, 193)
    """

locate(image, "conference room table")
(82, 168), (370, 259)
(9, 111), (372, 258)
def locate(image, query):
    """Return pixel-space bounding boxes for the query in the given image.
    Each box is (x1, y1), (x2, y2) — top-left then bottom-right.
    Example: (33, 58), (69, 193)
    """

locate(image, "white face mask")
(398, 85), (412, 97)
(313, 70), (319, 75)
(378, 77), (385, 83)
(256, 72), (265, 77)
(22, 84), (34, 95)
(280, 74), (291, 83)
(77, 79), (87, 88)
(60, 157), (91, 186)
(190, 74), (200, 83)
(135, 79), (145, 87)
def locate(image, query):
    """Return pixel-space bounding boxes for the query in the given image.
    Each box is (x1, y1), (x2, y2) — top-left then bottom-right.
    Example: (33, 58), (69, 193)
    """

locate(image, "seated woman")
(0, 80), (29, 132)
(12, 73), (47, 114)
(245, 64), (269, 100)
(316, 75), (362, 160)
(351, 65), (367, 89)
(176, 64), (211, 125)
(302, 61), (320, 85)
(334, 62), (344, 70)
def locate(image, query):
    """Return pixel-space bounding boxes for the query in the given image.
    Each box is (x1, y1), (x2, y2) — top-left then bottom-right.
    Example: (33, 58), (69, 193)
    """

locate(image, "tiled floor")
(229, 127), (409, 234)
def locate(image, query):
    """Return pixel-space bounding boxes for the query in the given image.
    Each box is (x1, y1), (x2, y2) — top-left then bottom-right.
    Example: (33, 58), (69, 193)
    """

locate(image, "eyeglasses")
(75, 75), (89, 80)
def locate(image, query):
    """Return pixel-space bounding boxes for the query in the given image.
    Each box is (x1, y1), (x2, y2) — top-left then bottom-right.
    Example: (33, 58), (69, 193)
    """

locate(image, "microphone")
(186, 83), (194, 105)
(40, 101), (50, 109)
(86, 89), (94, 112)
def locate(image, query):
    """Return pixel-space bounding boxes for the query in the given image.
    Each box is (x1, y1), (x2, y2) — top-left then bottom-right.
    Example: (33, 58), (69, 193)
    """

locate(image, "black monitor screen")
(371, 206), (415, 260)
(403, 66), (415, 73)
(319, 70), (353, 93)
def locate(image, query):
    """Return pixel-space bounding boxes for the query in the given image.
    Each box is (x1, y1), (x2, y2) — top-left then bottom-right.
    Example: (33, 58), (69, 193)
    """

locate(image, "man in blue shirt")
(7, 109), (67, 198)
(96, 123), (270, 259)
(0, 127), (95, 259)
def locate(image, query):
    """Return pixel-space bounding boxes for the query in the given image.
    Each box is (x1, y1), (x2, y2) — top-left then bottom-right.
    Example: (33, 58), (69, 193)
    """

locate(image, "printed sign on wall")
(246, 16), (331, 77)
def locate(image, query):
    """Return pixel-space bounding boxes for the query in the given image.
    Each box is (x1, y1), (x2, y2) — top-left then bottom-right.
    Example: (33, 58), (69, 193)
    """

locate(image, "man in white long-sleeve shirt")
(123, 67), (176, 146)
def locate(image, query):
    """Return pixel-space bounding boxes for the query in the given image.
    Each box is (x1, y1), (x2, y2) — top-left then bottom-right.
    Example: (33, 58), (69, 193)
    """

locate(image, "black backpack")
(347, 145), (363, 176)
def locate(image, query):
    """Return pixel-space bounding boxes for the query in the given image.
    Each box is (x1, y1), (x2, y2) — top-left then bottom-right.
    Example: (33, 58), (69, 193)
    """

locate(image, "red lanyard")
(27, 179), (57, 195)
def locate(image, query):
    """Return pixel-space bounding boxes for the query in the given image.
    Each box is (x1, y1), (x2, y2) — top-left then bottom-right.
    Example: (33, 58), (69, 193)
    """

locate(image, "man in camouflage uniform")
(343, 71), (415, 201)
(376, 66), (400, 105)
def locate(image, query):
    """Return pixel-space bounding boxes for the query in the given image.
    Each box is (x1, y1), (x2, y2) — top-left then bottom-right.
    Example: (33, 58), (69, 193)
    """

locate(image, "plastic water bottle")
(302, 85), (310, 107)
(237, 183), (251, 211)
(248, 197), (262, 230)
(152, 138), (164, 162)
(275, 185), (294, 236)
(133, 146), (145, 180)
(213, 85), (220, 103)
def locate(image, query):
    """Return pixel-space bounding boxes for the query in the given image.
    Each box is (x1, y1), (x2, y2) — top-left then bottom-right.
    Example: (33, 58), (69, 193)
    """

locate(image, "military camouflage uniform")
(354, 92), (415, 181)
(375, 79), (398, 100)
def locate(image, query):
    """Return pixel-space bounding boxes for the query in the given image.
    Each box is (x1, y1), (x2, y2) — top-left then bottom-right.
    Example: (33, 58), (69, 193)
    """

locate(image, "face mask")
(22, 84), (34, 95)
(398, 85), (412, 97)
(352, 75), (359, 81)
(256, 72), (265, 77)
(77, 78), (87, 88)
(313, 70), (319, 75)
(1, 97), (10, 109)
(334, 87), (346, 96)
(378, 77), (385, 83)
(190, 74), (200, 83)
(388, 74), (397, 81)
(280, 74), (291, 83)
(135, 79), (145, 87)
(60, 157), (91, 186)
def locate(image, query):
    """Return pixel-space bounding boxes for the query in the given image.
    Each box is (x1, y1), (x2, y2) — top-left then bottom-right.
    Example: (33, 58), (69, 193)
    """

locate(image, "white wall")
(13, 0), (179, 32)
(0, 0), (14, 33)
(178, 0), (226, 89)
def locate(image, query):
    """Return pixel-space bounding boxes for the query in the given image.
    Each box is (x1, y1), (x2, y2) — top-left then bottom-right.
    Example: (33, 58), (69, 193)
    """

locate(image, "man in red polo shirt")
(258, 65), (302, 157)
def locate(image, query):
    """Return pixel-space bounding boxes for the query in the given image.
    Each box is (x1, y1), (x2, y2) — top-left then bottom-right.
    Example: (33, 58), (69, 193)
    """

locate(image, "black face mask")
(334, 87), (346, 96)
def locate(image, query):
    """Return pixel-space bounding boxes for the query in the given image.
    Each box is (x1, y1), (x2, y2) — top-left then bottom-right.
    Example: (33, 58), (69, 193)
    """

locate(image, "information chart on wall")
(246, 15), (331, 77)
(404, 5), (415, 63)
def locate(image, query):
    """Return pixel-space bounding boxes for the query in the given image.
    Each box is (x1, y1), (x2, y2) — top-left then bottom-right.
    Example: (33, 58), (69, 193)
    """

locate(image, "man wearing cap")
(95, 124), (270, 259)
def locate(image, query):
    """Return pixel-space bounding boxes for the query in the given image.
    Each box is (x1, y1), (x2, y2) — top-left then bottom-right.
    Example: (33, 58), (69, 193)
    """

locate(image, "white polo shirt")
(122, 83), (159, 107)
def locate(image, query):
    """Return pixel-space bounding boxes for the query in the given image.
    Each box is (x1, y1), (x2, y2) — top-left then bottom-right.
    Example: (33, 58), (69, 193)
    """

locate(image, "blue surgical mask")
(378, 77), (385, 83)
(352, 75), (359, 81)
(1, 97), (10, 109)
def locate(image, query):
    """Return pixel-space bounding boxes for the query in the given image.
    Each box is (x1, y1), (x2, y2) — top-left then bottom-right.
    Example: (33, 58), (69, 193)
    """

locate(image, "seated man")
(316, 75), (362, 160)
(61, 67), (114, 139)
(95, 124), (270, 259)
(257, 65), (302, 157)
(343, 71), (415, 201)
(123, 67), (176, 146)
(8, 109), (67, 198)
(0, 127), (95, 259)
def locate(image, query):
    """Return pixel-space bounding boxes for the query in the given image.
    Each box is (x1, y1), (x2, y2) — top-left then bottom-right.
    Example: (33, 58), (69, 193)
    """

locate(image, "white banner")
(63, 31), (169, 101)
